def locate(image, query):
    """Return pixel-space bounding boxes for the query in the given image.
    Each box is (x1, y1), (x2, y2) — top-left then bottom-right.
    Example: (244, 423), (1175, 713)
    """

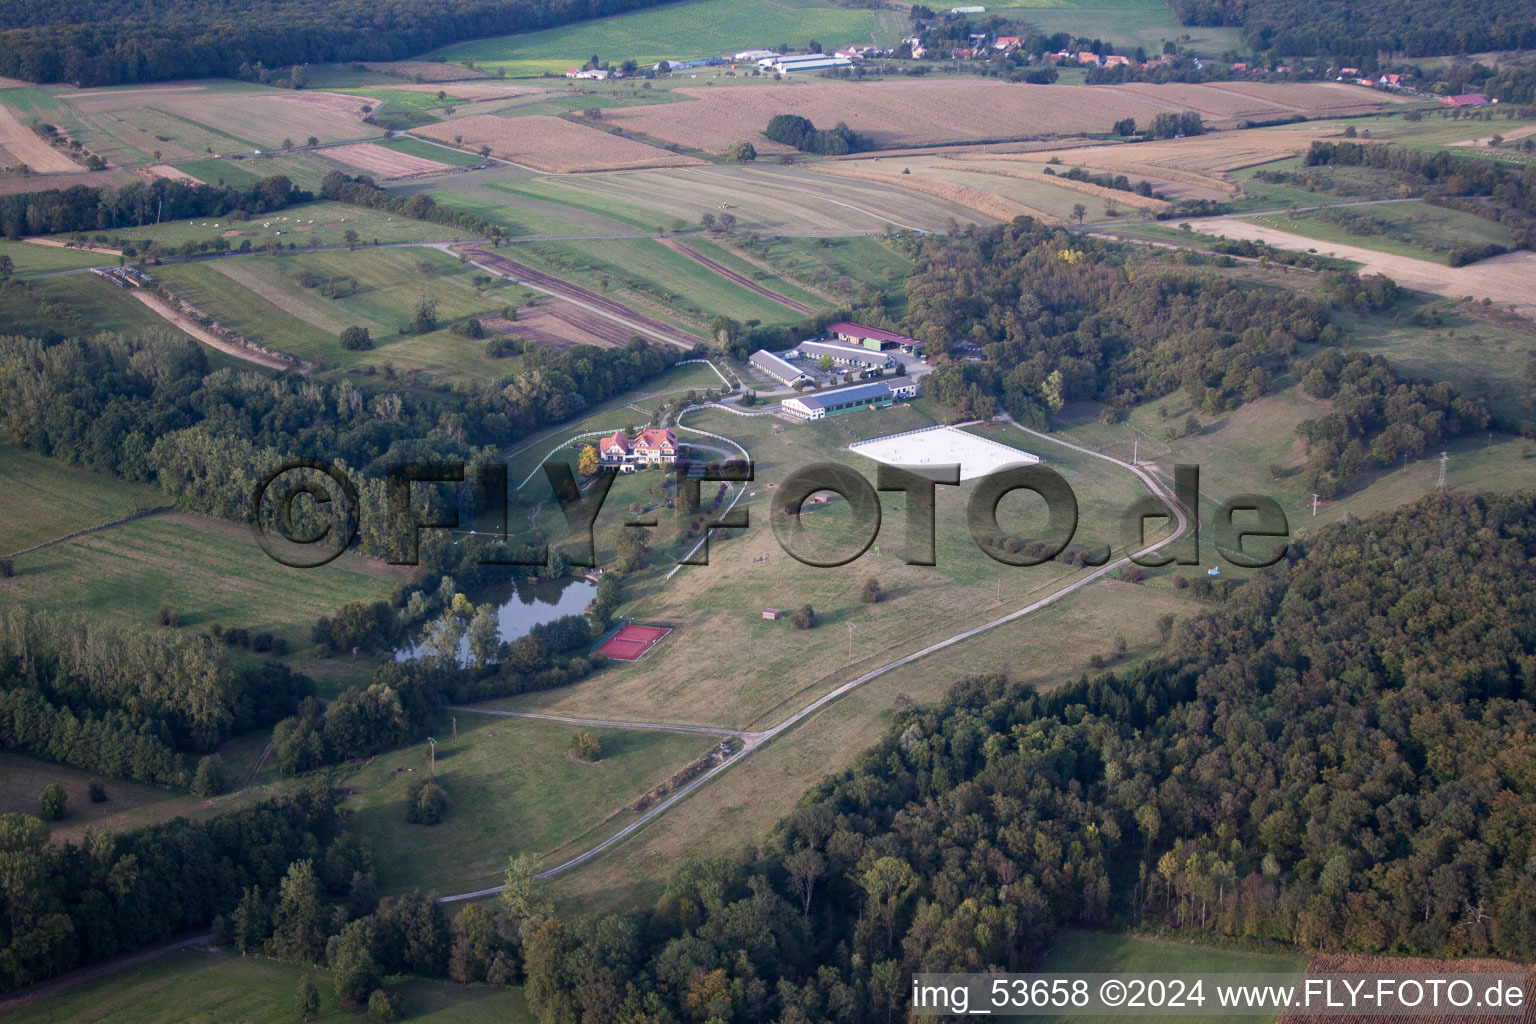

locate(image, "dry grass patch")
(0, 102), (82, 172)
(957, 163), (1172, 211)
(323, 141), (452, 177)
(387, 82), (548, 101)
(809, 162), (1051, 223)
(61, 84), (381, 162)
(414, 114), (701, 171)
(595, 80), (1407, 156)
(362, 60), (491, 82)
(138, 163), (202, 183)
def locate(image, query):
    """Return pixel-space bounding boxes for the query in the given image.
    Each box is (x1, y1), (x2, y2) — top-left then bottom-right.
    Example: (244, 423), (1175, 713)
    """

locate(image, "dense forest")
(0, 785), (354, 993)
(885, 219), (1337, 425)
(0, 0), (680, 86)
(1169, 0), (1536, 60)
(114, 492), (1535, 1020)
(0, 608), (312, 786)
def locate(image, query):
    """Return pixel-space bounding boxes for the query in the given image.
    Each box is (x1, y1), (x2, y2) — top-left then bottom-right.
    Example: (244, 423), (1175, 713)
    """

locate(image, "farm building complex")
(780, 379), (918, 420)
(827, 322), (926, 354)
(789, 340), (897, 372)
(750, 348), (816, 386)
(599, 427), (680, 471)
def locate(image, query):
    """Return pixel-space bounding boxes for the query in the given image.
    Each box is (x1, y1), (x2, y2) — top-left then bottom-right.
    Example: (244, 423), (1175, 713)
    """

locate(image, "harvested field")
(959, 127), (1365, 196)
(597, 80), (1405, 156)
(138, 163), (201, 183)
(60, 83), (381, 163)
(414, 114), (701, 172)
(659, 239), (816, 315)
(809, 163), (1052, 223)
(322, 141), (452, 177)
(0, 102), (82, 172)
(461, 247), (695, 347)
(0, 168), (136, 195)
(1277, 953), (1535, 1024)
(1195, 215), (1536, 317)
(952, 163), (1171, 211)
(484, 302), (635, 349)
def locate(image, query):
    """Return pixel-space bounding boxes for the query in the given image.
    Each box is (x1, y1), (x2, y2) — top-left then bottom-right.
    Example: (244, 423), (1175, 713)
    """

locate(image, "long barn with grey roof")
(780, 379), (918, 420)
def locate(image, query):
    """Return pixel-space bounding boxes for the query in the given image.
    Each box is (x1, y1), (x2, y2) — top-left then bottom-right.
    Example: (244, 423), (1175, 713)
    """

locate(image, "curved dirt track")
(1188, 216), (1536, 318)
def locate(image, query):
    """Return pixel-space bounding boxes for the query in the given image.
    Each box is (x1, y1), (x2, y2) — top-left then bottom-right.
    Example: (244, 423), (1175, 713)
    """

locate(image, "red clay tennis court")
(595, 624), (672, 662)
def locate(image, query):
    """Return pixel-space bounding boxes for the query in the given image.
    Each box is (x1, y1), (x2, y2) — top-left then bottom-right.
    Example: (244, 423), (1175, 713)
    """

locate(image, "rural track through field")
(657, 238), (817, 315)
(437, 417), (1193, 903)
(459, 246), (699, 350)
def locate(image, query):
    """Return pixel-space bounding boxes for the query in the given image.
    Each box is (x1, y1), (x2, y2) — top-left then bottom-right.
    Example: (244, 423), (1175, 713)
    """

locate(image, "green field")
(1242, 200), (1517, 264)
(0, 273), (197, 343)
(430, 0), (905, 77)
(1, 511), (412, 651)
(0, 445), (165, 553)
(171, 153), (334, 190)
(105, 200), (469, 252)
(987, 0), (1244, 55)
(427, 188), (614, 238)
(153, 246), (534, 376)
(517, 237), (813, 330)
(340, 714), (716, 893)
(1, 948), (535, 1024)
(752, 234), (914, 310)
(378, 134), (485, 165)
(0, 240), (115, 276)
(490, 178), (689, 232)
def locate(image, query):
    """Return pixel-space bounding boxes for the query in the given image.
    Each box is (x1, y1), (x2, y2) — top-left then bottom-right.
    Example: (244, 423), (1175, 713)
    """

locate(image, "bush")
(790, 604), (816, 630)
(571, 731), (602, 762)
(368, 989), (401, 1023)
(87, 781), (108, 803)
(0, 557), (12, 578)
(39, 783), (67, 821)
(486, 336), (522, 358)
(192, 754), (226, 798)
(407, 778), (449, 825)
(340, 325), (372, 350)
(861, 577), (881, 604)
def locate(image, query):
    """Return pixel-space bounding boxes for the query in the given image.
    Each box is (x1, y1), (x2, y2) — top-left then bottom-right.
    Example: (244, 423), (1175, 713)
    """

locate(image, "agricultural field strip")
(447, 706), (751, 739)
(459, 247), (696, 348)
(441, 418), (1191, 901)
(658, 239), (816, 314)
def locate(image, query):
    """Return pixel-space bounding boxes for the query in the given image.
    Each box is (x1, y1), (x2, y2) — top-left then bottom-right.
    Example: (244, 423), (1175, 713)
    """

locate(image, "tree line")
(0, 174), (308, 240)
(318, 171), (505, 243)
(1169, 0), (1536, 61)
(0, 607), (313, 786)
(0, 0), (683, 86)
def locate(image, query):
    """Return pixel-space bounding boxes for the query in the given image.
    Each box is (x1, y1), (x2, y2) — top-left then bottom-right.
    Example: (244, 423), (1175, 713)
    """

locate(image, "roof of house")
(634, 428), (676, 449)
(785, 379), (908, 411)
(827, 321), (922, 346)
(795, 340), (895, 363)
(1444, 92), (1489, 106)
(750, 348), (810, 380)
(599, 431), (630, 452)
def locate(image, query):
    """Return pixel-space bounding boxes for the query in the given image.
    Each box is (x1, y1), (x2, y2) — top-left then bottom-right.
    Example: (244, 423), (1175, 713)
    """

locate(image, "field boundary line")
(4, 504), (176, 559)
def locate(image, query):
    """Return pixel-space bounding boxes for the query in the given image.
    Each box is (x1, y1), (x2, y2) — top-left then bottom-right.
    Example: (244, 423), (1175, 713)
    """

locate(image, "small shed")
(762, 608), (782, 620)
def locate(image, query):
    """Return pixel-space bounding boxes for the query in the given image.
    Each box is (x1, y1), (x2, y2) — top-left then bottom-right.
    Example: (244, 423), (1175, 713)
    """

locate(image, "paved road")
(437, 418), (1192, 903)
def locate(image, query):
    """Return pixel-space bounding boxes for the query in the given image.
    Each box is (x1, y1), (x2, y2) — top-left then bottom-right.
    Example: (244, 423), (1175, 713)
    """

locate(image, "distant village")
(563, 3), (1481, 98)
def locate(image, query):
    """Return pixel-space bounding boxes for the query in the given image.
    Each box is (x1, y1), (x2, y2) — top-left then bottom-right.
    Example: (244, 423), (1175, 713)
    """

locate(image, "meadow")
(153, 245), (535, 376)
(0, 272), (197, 343)
(491, 402), (1166, 734)
(429, 0), (905, 78)
(1242, 200), (1517, 264)
(0, 444), (165, 553)
(338, 713), (717, 894)
(56, 80), (383, 165)
(109, 199), (470, 250)
(1, 511), (412, 650)
(0, 239), (118, 275)
(515, 237), (815, 329)
(0, 949), (536, 1024)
